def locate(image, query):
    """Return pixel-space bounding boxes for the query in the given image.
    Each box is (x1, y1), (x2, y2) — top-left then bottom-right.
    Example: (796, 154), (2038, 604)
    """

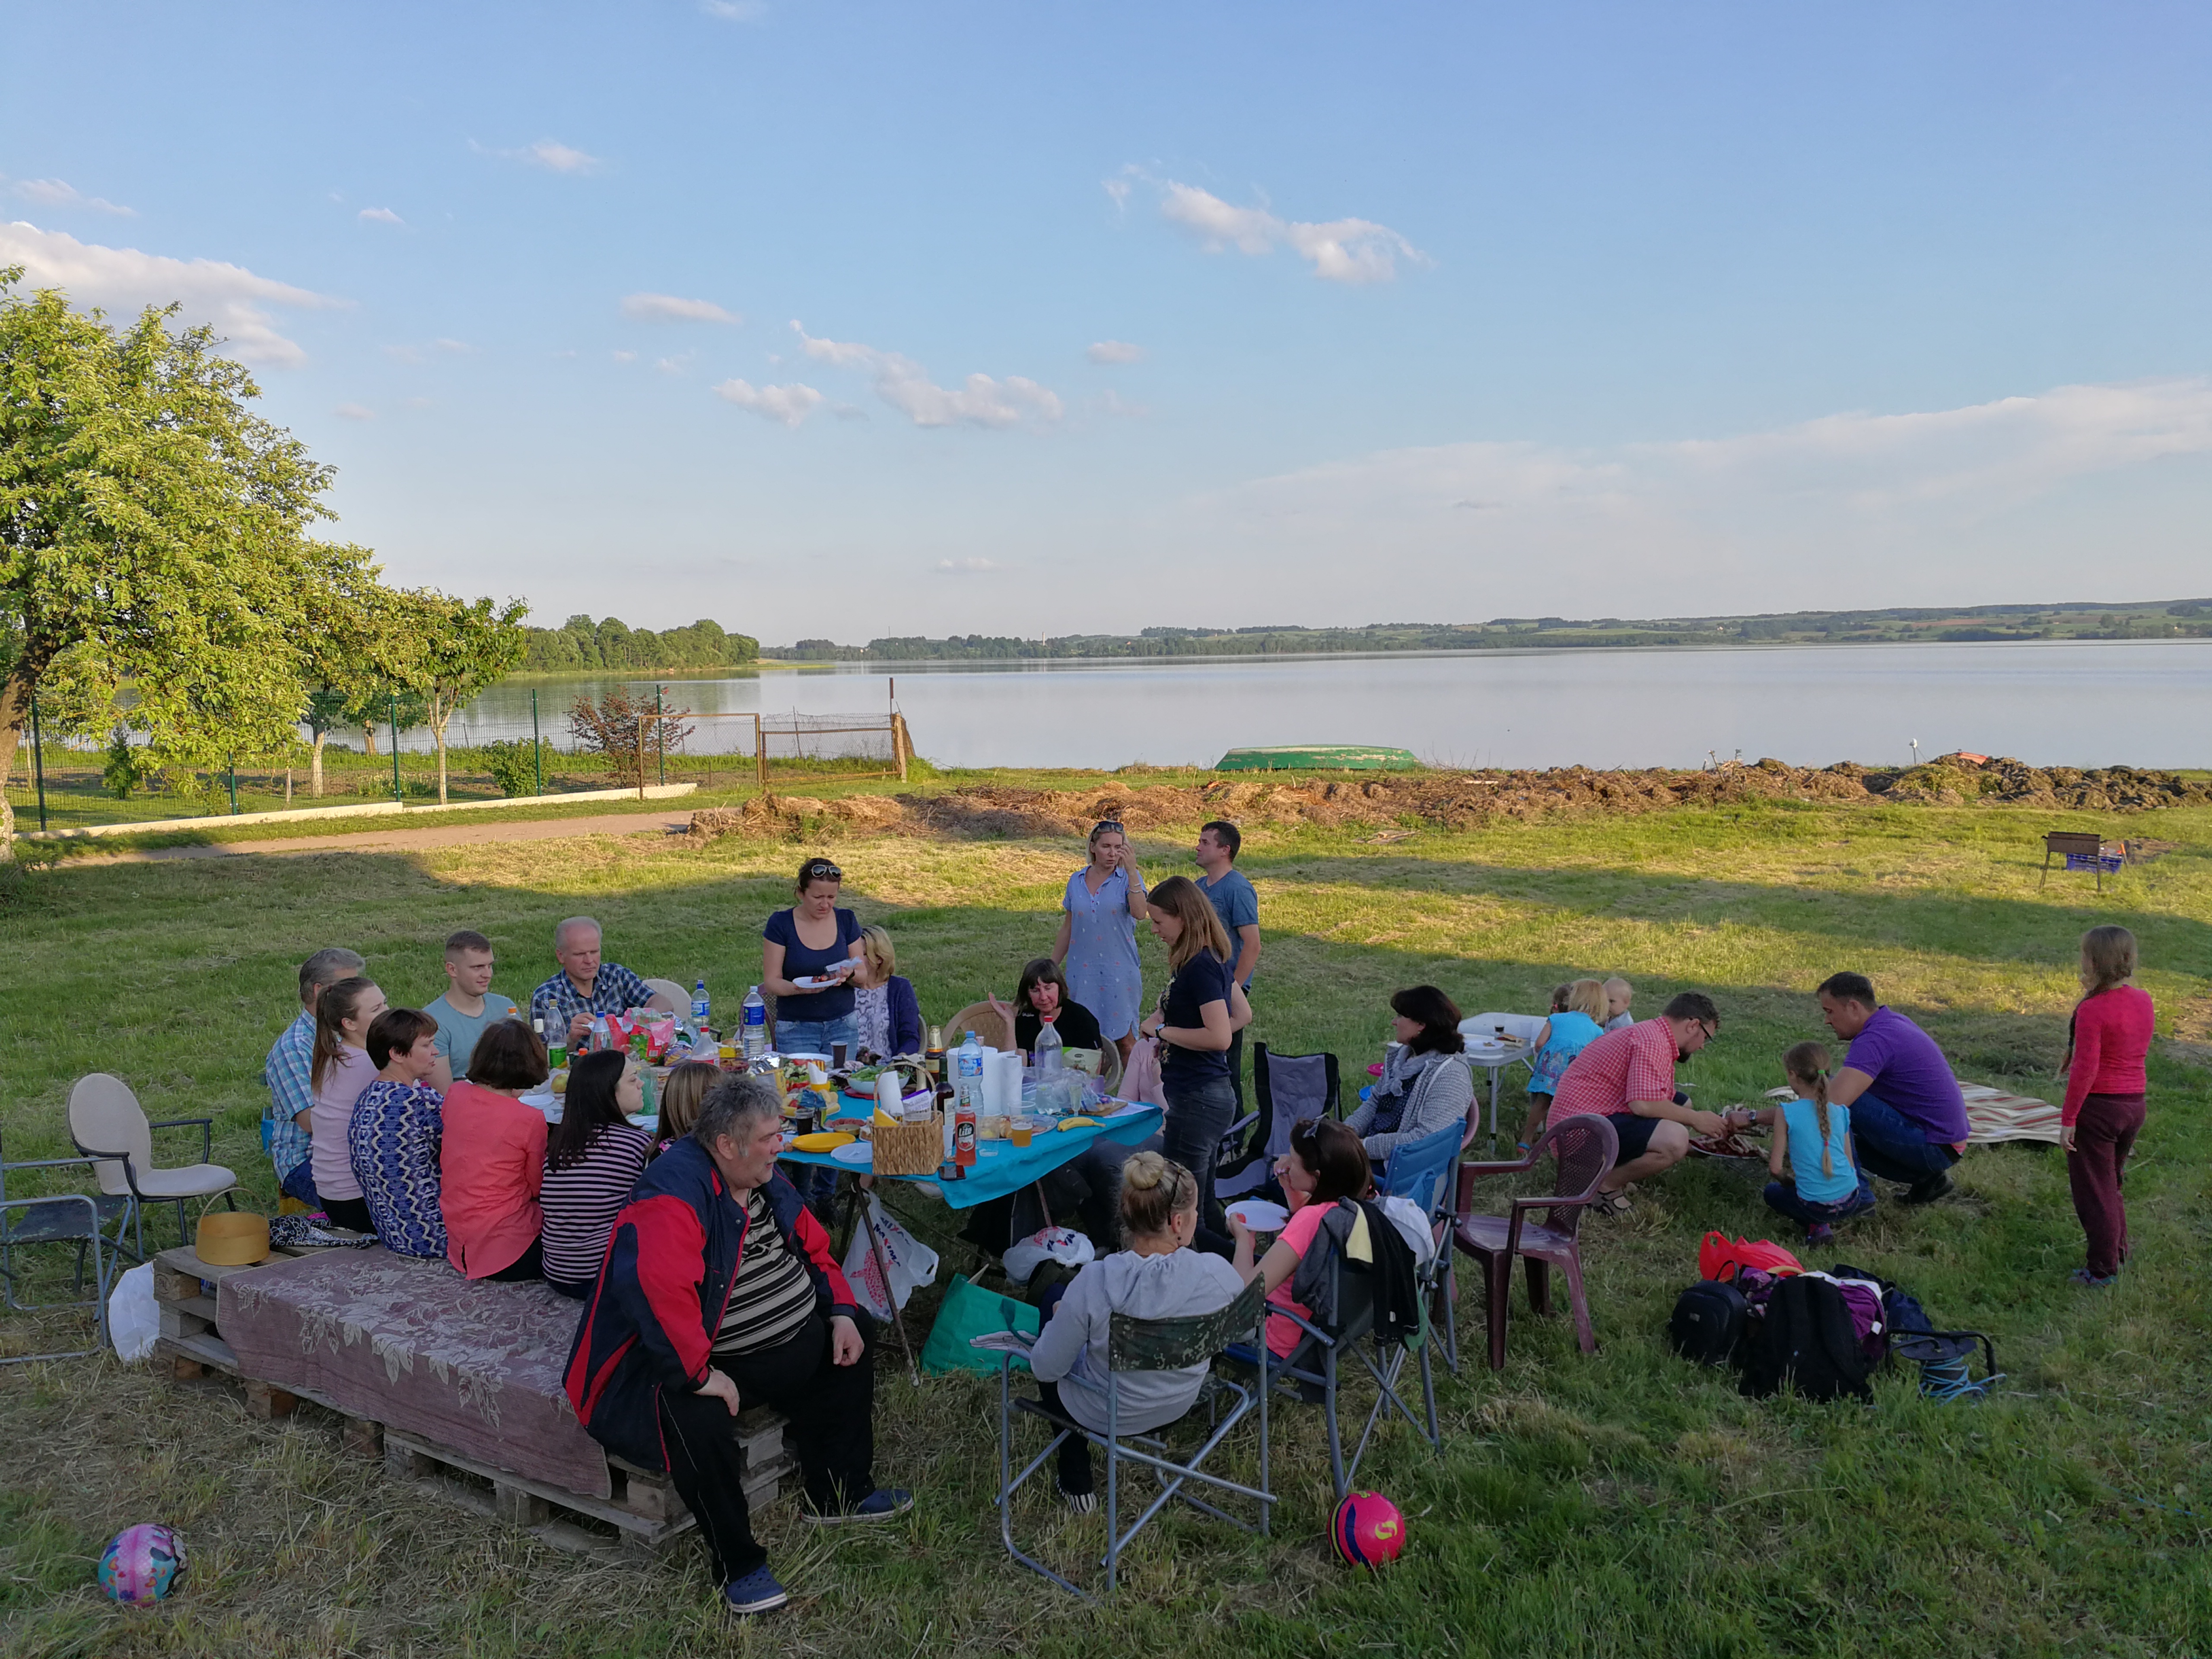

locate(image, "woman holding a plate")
(762, 856), (867, 1058)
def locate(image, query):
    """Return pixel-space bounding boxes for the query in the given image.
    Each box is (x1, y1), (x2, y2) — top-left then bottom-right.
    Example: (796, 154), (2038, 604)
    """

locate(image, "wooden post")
(892, 713), (911, 783)
(754, 715), (768, 792)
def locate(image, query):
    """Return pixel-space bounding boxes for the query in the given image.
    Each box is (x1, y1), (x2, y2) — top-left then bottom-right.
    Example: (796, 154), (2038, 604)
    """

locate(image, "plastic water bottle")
(1033, 1017), (1063, 1073)
(741, 986), (768, 1059)
(691, 978), (711, 1029)
(956, 1030), (986, 1114)
(589, 1014), (610, 1055)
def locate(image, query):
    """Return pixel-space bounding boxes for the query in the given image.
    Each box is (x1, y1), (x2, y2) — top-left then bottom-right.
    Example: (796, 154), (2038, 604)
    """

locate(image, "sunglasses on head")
(805, 861), (842, 882)
(1093, 821), (1124, 835)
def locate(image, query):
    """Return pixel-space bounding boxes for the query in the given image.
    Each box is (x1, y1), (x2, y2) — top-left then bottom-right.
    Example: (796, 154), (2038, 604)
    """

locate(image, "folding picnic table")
(779, 1103), (1165, 1381)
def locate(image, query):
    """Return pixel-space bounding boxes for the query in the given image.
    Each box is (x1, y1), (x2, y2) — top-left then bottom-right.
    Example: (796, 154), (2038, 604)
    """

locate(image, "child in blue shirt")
(1515, 979), (1608, 1152)
(1762, 1041), (1875, 1245)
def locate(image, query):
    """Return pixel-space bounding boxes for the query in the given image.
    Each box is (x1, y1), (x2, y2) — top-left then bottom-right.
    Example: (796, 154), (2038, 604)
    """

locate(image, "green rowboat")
(1214, 745), (1421, 772)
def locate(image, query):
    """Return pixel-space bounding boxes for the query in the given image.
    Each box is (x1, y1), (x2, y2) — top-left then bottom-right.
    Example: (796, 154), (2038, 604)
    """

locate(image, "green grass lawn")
(1, 794), (2208, 1656)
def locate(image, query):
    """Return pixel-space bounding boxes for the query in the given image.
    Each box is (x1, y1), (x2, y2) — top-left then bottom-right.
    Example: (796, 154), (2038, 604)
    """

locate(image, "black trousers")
(655, 1309), (877, 1583)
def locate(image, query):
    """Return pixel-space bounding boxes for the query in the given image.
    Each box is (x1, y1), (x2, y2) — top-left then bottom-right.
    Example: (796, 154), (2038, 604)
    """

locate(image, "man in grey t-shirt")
(427, 929), (519, 1087)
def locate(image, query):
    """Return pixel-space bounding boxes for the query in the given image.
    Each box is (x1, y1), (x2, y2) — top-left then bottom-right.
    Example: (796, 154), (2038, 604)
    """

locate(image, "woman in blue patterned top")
(349, 1007), (449, 1260)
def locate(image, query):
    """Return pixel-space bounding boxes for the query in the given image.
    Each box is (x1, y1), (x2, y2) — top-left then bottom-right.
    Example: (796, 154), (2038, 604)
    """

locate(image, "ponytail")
(312, 977), (380, 1096)
(1781, 1039), (1835, 1181)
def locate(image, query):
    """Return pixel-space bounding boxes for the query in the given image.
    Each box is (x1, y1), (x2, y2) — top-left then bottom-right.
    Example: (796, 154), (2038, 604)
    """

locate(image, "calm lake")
(427, 639), (2212, 772)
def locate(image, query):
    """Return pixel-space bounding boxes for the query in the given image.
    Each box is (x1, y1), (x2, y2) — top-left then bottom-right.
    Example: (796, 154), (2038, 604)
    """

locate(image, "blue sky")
(6, 2), (2212, 641)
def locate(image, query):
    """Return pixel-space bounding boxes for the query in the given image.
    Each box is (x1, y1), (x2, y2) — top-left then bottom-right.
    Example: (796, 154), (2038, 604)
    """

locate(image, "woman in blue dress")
(1055, 821), (1148, 1065)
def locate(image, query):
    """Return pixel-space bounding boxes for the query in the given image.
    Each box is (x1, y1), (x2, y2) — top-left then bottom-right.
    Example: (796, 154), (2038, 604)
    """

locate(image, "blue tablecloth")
(780, 1104), (1163, 1210)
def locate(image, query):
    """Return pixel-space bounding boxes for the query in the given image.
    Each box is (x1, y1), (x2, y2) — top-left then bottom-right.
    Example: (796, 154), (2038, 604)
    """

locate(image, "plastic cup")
(1010, 1120), (1034, 1148)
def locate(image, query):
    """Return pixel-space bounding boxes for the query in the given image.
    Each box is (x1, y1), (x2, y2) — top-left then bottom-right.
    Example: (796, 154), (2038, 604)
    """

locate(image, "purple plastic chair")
(1451, 1113), (1618, 1371)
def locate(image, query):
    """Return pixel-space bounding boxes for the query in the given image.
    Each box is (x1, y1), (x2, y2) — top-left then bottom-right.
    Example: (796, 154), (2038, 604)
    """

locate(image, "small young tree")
(566, 687), (694, 791)
(297, 542), (412, 796)
(396, 590), (528, 804)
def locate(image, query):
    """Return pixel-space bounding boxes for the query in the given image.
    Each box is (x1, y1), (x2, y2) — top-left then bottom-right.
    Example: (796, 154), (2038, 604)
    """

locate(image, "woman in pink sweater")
(2061, 925), (2155, 1287)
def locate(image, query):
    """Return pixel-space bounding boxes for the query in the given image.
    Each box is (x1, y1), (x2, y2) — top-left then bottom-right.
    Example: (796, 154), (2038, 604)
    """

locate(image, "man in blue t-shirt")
(1195, 820), (1260, 1108)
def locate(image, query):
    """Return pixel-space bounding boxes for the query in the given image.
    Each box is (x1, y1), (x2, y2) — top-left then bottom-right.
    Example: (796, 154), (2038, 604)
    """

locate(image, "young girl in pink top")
(2061, 925), (2155, 1287)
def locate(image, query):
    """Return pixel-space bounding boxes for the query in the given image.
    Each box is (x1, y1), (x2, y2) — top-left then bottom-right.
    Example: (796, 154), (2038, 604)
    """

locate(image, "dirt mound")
(690, 759), (2209, 844)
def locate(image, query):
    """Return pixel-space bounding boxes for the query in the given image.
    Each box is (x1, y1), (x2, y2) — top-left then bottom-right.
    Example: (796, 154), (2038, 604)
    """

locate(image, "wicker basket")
(870, 1116), (944, 1178)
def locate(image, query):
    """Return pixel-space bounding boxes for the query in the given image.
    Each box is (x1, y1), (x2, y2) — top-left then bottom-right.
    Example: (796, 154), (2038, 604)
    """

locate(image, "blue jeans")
(776, 1014), (860, 1062)
(1847, 1092), (1961, 1185)
(279, 1159), (320, 1208)
(1763, 1179), (1875, 1228)
(1162, 1071), (1239, 1256)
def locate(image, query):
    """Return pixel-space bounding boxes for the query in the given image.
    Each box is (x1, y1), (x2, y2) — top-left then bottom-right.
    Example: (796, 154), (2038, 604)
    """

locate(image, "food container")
(870, 1114), (944, 1177)
(197, 1211), (271, 1265)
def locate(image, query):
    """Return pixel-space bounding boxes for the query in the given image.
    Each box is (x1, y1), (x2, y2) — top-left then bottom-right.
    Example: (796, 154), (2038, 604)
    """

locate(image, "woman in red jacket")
(2061, 925), (2155, 1287)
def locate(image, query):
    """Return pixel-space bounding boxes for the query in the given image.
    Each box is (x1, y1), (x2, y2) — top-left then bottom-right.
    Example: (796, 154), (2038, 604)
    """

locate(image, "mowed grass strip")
(1, 796), (2208, 1657)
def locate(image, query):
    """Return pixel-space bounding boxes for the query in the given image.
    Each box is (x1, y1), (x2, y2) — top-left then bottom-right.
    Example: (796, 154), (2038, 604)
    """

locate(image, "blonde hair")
(1119, 1151), (1199, 1242)
(2079, 925), (2136, 995)
(1565, 978), (1609, 1022)
(1782, 1040), (1836, 1181)
(1145, 875), (1231, 973)
(657, 1061), (719, 1141)
(858, 924), (896, 981)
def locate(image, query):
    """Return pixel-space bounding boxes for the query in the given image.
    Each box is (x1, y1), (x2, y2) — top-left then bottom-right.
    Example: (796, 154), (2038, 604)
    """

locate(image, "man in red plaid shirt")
(1546, 992), (1724, 1206)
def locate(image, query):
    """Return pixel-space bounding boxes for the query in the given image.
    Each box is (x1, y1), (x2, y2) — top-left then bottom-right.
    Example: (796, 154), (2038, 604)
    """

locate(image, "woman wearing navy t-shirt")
(1138, 876), (1249, 1255)
(762, 856), (866, 1057)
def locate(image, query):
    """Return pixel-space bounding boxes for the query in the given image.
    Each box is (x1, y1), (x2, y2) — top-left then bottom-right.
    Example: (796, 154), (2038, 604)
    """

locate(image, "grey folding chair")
(980, 1278), (1274, 1598)
(1, 1132), (128, 1363)
(1230, 1204), (1440, 1502)
(1215, 1045), (1341, 1202)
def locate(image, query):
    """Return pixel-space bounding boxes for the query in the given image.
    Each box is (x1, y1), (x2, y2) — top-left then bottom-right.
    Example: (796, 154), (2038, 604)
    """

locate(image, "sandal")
(1591, 1190), (1634, 1218)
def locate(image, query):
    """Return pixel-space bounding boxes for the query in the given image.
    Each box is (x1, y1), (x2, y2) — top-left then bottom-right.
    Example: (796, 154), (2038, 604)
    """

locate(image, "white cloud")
(1102, 178), (1131, 212)
(334, 403), (375, 420)
(434, 337), (478, 354)
(620, 291), (739, 324)
(11, 178), (134, 216)
(934, 557), (1006, 575)
(700, 0), (769, 18)
(1146, 178), (1426, 285)
(611, 350), (637, 363)
(1195, 378), (2212, 610)
(483, 138), (607, 175)
(358, 206), (404, 225)
(655, 354), (691, 376)
(1087, 340), (1145, 365)
(791, 320), (1063, 429)
(0, 220), (345, 367)
(714, 378), (826, 426)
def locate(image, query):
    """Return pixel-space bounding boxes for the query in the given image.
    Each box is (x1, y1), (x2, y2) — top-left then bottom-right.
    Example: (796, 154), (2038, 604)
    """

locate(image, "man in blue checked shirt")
(530, 916), (655, 1052)
(264, 947), (365, 1207)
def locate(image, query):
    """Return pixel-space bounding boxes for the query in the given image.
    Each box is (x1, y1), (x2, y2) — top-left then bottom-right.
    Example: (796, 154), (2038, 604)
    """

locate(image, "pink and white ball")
(1331, 1491), (1406, 1569)
(98, 1523), (188, 1603)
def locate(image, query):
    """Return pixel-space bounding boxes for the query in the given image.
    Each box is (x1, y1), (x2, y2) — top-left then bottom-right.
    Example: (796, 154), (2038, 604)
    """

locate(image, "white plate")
(790, 975), (846, 991)
(1104, 1100), (1152, 1118)
(1226, 1198), (1289, 1233)
(830, 1141), (874, 1166)
(775, 1051), (832, 1066)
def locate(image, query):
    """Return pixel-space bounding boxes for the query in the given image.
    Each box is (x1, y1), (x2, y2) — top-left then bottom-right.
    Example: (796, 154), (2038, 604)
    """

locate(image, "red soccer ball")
(1331, 1491), (1406, 1568)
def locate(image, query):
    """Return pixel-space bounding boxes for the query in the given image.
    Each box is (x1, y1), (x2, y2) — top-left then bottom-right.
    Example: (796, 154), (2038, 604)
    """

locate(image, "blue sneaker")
(808, 1487), (914, 1526)
(721, 1566), (788, 1615)
(2069, 1268), (2117, 1289)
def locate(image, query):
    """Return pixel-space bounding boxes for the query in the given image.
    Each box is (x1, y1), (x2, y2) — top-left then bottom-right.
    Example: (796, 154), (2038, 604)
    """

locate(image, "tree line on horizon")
(521, 614), (758, 674)
(756, 599), (2212, 661)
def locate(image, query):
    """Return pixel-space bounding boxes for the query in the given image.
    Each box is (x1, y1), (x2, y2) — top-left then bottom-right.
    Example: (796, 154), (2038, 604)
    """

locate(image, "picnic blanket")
(219, 1246), (610, 1497)
(1958, 1084), (2063, 1146)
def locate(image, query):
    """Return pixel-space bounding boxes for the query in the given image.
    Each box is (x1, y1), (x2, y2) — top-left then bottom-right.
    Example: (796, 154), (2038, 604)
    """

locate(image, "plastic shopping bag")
(108, 1262), (160, 1363)
(840, 1195), (941, 1322)
(1121, 1036), (1169, 1108)
(922, 1273), (1039, 1376)
(1002, 1225), (1096, 1287)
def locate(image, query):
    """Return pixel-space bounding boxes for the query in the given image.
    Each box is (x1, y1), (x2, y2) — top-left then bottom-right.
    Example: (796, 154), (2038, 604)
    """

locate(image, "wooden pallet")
(149, 1245), (791, 1556)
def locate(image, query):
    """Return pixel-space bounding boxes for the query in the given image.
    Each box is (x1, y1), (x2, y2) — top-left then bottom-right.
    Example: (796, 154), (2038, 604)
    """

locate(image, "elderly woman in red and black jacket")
(563, 1073), (912, 1617)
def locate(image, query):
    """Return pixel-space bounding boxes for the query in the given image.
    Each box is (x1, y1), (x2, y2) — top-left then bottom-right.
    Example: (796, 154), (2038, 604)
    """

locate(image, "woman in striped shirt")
(542, 1050), (655, 1297)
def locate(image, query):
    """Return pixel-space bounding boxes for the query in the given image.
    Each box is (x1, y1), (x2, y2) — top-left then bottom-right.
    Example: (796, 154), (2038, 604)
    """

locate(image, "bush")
(481, 738), (556, 798)
(101, 728), (144, 800)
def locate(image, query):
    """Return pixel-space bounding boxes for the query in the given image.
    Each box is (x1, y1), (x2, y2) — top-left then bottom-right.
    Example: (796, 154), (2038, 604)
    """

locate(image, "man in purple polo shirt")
(1815, 972), (1969, 1205)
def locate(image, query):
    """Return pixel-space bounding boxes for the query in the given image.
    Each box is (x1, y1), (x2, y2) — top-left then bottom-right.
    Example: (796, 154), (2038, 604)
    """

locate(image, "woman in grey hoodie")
(1027, 1153), (1245, 1510)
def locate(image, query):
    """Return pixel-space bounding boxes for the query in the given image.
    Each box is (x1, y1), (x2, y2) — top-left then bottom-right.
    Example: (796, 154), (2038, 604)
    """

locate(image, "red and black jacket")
(563, 1135), (857, 1471)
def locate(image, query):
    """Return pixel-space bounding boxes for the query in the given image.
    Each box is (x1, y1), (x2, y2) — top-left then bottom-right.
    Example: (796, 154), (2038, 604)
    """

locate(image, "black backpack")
(1738, 1274), (1876, 1402)
(1668, 1280), (1748, 1367)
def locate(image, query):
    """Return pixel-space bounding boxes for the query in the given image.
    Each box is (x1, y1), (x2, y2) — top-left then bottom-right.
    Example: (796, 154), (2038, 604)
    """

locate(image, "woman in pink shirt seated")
(440, 1020), (551, 1281)
(1227, 1118), (1373, 1362)
(2060, 925), (2155, 1287)
(310, 977), (388, 1234)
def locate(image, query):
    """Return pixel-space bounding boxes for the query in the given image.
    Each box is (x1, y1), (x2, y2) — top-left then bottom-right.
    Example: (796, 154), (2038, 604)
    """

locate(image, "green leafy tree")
(394, 590), (528, 803)
(0, 268), (343, 853)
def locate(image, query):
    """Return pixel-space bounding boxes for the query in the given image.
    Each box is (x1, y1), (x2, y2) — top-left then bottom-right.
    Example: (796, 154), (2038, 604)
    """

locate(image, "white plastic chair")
(641, 978), (691, 1013)
(67, 1074), (238, 1259)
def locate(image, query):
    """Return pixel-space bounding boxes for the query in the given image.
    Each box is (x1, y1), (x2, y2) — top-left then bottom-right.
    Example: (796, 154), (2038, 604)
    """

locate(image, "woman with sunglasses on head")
(762, 856), (867, 1058)
(1055, 820), (1148, 1066)
(1138, 875), (1251, 1255)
